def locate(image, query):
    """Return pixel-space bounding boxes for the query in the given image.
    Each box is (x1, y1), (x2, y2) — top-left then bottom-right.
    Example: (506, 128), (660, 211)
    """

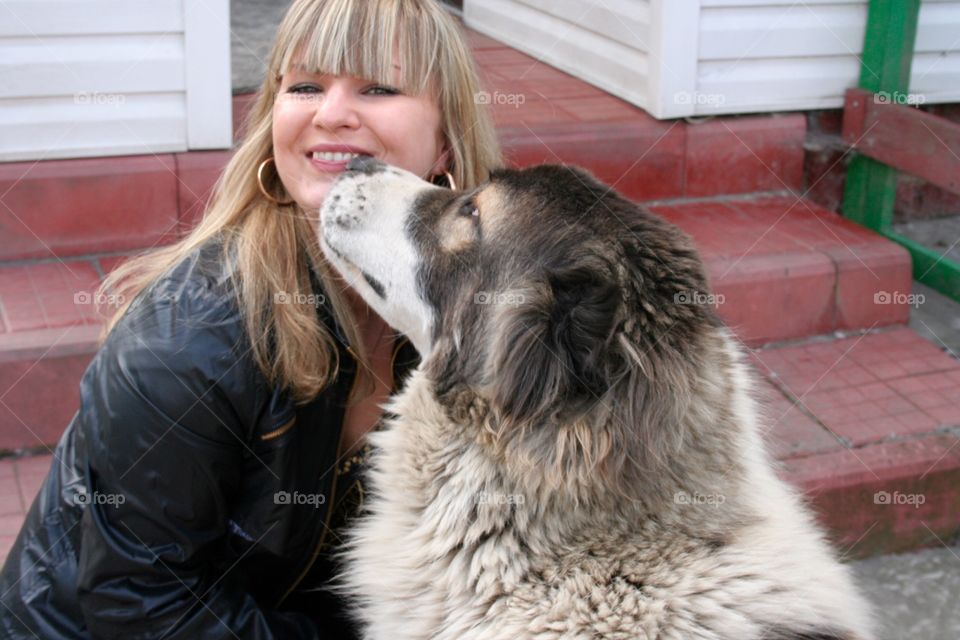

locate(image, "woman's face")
(272, 66), (449, 212)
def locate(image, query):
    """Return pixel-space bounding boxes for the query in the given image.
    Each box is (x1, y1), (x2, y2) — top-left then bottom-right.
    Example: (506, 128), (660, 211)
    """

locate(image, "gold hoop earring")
(257, 158), (295, 206)
(432, 171), (457, 191)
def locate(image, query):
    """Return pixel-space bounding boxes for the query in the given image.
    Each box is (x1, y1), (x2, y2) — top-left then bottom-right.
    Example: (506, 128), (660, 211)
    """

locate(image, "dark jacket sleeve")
(75, 279), (321, 639)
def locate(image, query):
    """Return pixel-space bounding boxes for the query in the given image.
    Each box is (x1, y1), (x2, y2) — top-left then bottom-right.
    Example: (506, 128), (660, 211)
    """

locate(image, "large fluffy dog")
(318, 157), (873, 640)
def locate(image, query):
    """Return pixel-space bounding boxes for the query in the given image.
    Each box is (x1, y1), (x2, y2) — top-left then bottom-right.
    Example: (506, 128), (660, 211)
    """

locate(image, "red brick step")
(653, 194), (913, 346)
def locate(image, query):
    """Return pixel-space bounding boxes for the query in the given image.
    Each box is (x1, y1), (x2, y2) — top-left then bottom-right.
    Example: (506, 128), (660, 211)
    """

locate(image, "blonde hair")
(98, 0), (502, 404)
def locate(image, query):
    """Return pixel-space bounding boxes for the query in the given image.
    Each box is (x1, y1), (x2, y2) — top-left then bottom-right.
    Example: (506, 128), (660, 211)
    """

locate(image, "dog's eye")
(459, 199), (479, 219)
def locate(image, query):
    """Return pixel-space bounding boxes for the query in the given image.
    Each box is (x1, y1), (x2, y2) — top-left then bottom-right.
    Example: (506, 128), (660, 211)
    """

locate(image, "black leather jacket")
(0, 238), (418, 639)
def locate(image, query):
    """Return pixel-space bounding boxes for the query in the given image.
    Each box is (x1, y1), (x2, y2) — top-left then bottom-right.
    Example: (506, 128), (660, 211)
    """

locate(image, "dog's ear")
(486, 260), (620, 428)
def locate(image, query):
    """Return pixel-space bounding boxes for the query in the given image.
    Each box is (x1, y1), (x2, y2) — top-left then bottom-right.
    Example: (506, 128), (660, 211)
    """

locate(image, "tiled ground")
(757, 328), (960, 460)
(754, 329), (960, 448)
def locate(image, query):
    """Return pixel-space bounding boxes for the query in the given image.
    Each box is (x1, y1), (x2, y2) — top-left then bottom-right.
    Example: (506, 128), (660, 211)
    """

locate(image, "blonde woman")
(0, 1), (501, 638)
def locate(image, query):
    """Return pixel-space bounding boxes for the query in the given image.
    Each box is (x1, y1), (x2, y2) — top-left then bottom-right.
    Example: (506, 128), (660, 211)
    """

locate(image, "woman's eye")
(366, 85), (400, 96)
(288, 84), (320, 94)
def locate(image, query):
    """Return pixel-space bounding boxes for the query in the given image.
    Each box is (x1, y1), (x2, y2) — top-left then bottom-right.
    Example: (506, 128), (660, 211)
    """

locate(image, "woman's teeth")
(312, 151), (363, 162)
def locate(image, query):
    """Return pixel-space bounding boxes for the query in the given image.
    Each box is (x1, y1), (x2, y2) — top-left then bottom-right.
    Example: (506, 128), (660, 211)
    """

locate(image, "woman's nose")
(312, 81), (361, 130)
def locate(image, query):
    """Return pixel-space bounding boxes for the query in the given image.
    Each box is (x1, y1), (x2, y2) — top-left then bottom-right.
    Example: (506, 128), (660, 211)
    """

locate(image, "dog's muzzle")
(321, 156), (386, 231)
(345, 155), (387, 175)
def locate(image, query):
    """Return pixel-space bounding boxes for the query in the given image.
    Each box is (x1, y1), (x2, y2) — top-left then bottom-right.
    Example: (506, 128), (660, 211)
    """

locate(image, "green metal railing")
(842, 0), (960, 302)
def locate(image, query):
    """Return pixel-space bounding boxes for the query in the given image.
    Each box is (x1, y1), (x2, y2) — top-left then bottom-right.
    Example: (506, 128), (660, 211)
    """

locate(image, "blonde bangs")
(276, 0), (440, 96)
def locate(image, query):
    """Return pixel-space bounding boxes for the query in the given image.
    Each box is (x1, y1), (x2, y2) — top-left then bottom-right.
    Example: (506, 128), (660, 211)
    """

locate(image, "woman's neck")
(344, 287), (393, 354)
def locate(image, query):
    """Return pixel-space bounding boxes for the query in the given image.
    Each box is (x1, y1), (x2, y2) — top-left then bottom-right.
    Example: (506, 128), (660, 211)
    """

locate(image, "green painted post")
(842, 0), (920, 230)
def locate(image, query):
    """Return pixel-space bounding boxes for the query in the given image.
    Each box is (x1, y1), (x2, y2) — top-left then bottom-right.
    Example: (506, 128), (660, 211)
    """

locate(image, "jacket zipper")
(275, 337), (406, 607)
(275, 450), (341, 608)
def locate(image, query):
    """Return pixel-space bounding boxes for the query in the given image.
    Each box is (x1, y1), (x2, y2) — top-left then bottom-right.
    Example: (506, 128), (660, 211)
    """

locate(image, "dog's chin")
(320, 236), (435, 357)
(321, 239), (380, 308)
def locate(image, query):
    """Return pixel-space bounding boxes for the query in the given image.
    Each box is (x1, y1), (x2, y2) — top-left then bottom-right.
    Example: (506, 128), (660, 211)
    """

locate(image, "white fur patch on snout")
(318, 165), (439, 356)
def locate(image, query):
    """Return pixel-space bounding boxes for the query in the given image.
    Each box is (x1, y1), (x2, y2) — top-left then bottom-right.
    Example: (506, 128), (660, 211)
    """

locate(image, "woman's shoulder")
(152, 234), (237, 307)
(93, 237), (274, 437)
(105, 236), (247, 368)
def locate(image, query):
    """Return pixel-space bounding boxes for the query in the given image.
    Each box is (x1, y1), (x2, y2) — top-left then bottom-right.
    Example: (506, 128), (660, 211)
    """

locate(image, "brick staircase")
(2, 26), (958, 564)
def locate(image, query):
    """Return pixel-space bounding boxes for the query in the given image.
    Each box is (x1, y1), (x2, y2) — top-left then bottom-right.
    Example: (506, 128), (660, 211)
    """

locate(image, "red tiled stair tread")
(461, 27), (804, 196)
(650, 195), (911, 344)
(755, 377), (843, 460)
(0, 260), (107, 332)
(653, 196), (901, 258)
(755, 328), (960, 447)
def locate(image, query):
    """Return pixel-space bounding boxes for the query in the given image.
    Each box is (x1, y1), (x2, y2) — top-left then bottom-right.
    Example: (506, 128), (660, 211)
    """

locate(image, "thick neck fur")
(396, 327), (759, 553)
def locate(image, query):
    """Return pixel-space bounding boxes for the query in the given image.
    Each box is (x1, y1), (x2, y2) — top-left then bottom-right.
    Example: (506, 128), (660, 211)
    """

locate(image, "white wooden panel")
(465, 0), (651, 113)
(699, 4), (867, 59)
(0, 35), (185, 98)
(695, 0), (960, 115)
(695, 53), (960, 116)
(515, 0), (650, 51)
(184, 0), (232, 149)
(700, 1), (960, 60)
(909, 51), (960, 104)
(697, 55), (862, 114)
(0, 0), (183, 37)
(0, 94), (186, 161)
(647, 0), (701, 118)
(915, 1), (960, 51)
(0, 0), (231, 160)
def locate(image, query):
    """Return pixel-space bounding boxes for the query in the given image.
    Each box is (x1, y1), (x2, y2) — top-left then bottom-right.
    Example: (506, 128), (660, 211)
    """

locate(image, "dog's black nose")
(346, 156), (385, 174)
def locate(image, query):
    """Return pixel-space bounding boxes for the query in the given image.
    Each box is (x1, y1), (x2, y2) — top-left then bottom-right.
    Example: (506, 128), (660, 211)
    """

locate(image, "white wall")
(465, 0), (960, 119)
(465, 0), (654, 108)
(0, 0), (232, 162)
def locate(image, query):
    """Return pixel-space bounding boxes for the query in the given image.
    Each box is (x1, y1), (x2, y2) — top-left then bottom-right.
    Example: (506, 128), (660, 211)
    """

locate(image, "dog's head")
(320, 158), (722, 487)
